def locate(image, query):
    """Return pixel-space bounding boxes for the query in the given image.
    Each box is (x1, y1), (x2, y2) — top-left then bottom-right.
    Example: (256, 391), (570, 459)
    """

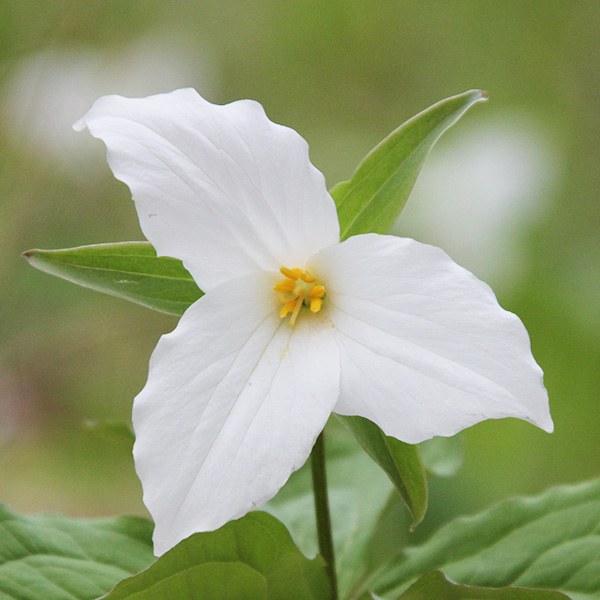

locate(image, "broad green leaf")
(101, 512), (331, 600)
(0, 504), (154, 600)
(330, 90), (487, 240)
(23, 241), (202, 316)
(367, 478), (600, 600)
(419, 435), (464, 478)
(397, 571), (568, 599)
(338, 415), (427, 528)
(109, 563), (265, 599)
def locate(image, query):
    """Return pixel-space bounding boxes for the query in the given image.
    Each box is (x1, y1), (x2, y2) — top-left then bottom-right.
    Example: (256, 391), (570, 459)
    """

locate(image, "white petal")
(310, 234), (553, 444)
(75, 88), (339, 291)
(133, 271), (339, 555)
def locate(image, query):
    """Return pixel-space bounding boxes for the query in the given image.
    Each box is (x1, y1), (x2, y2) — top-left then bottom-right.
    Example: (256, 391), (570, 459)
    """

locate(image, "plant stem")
(311, 430), (338, 599)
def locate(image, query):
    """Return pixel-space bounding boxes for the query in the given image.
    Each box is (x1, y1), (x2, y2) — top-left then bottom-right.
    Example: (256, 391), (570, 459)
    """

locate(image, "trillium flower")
(75, 88), (553, 555)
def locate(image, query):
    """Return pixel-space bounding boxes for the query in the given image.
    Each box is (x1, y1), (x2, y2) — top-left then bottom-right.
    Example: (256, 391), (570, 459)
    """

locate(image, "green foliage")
(266, 425), (398, 599)
(337, 416), (427, 527)
(396, 571), (569, 599)
(0, 504), (154, 600)
(329, 90), (487, 240)
(101, 512), (331, 600)
(366, 478), (600, 600)
(23, 242), (202, 316)
(419, 435), (464, 478)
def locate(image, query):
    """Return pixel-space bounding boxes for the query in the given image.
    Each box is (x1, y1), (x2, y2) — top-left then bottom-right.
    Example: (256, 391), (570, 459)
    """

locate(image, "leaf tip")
(22, 249), (46, 269)
(471, 89), (489, 102)
(21, 249), (41, 264)
(409, 508), (426, 532)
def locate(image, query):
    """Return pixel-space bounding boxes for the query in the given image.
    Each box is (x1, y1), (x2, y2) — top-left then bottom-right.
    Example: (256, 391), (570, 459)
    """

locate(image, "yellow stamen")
(277, 291), (293, 304)
(280, 266), (302, 280)
(273, 278), (295, 293)
(279, 300), (297, 318)
(274, 266), (326, 325)
(310, 284), (326, 298)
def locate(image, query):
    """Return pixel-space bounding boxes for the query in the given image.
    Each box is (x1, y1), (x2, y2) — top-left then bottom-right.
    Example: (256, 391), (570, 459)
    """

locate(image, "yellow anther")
(273, 278), (295, 293)
(300, 272), (316, 283)
(310, 284), (326, 298)
(279, 300), (297, 318)
(275, 266), (326, 325)
(277, 292), (293, 304)
(310, 297), (323, 313)
(280, 266), (302, 280)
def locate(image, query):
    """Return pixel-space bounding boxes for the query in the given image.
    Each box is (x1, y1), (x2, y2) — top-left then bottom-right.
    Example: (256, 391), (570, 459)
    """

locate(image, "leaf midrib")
(372, 493), (600, 596)
(338, 125), (444, 239)
(36, 260), (196, 283)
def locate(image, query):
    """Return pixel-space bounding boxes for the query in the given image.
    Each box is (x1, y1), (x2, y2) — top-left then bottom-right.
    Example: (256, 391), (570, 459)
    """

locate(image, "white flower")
(75, 88), (553, 555)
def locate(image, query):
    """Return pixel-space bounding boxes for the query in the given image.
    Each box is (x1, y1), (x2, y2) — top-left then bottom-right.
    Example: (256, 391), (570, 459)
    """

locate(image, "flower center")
(273, 266), (326, 326)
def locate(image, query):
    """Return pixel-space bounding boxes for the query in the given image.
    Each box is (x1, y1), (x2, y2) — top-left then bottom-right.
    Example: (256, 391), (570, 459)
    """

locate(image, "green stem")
(311, 430), (338, 600)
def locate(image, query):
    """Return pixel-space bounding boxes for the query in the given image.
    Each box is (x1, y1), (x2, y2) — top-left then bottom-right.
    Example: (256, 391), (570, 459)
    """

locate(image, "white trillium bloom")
(75, 88), (553, 555)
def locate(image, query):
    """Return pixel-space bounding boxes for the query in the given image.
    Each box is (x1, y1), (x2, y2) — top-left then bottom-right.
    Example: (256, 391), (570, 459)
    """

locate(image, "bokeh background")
(1, 0), (599, 541)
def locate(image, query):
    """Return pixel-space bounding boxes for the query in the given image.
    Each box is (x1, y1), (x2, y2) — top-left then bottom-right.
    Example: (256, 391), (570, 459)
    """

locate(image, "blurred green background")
(1, 0), (599, 540)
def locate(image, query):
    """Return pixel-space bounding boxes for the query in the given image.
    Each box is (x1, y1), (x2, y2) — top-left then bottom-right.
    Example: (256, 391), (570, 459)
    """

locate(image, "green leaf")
(419, 435), (464, 478)
(109, 563), (266, 599)
(101, 512), (331, 600)
(367, 478), (600, 600)
(0, 504), (154, 600)
(396, 571), (569, 599)
(23, 242), (202, 316)
(338, 416), (427, 528)
(330, 90), (487, 240)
